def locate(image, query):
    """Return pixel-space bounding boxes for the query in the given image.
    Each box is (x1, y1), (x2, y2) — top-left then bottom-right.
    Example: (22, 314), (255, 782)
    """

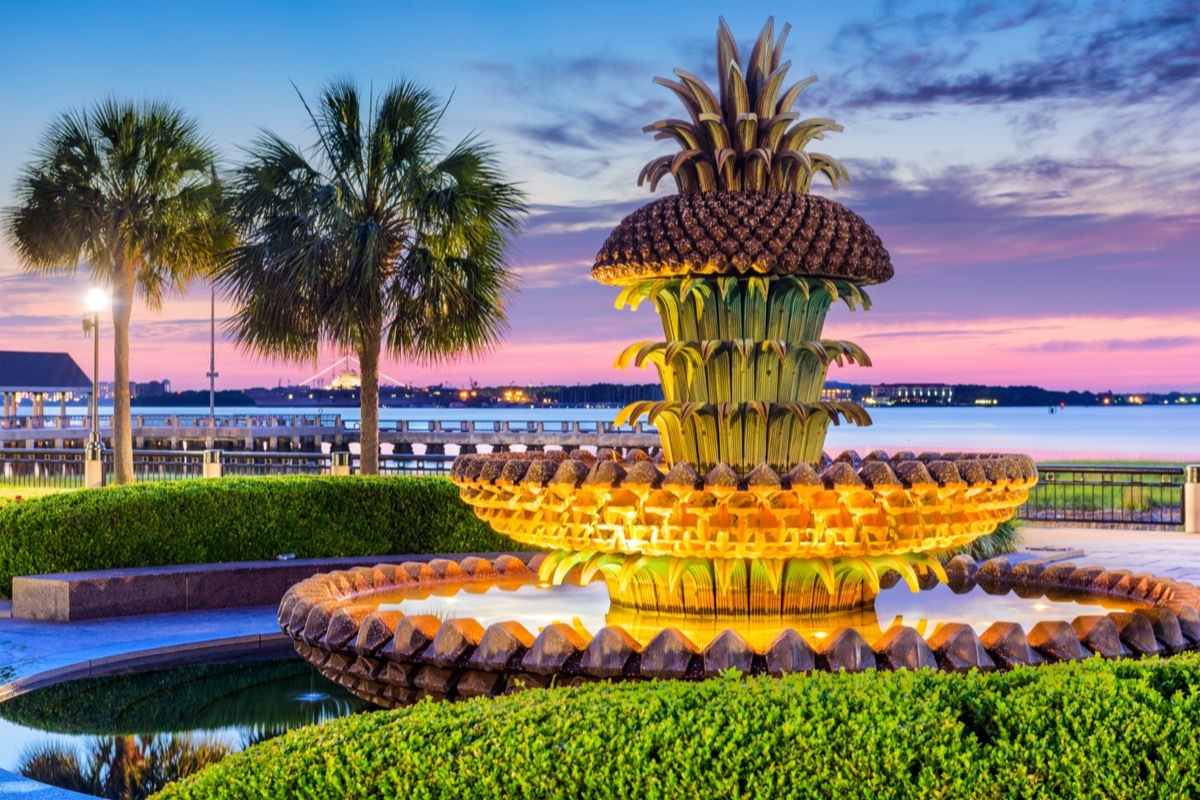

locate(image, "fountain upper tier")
(451, 448), (1036, 562)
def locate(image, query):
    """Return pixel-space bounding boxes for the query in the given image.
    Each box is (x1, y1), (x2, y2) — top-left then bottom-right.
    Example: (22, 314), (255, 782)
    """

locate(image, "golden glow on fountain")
(453, 450), (1035, 616)
(451, 17), (1037, 618)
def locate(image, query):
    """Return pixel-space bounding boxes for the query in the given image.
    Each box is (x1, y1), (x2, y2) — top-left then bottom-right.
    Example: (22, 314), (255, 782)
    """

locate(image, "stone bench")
(11, 552), (531, 622)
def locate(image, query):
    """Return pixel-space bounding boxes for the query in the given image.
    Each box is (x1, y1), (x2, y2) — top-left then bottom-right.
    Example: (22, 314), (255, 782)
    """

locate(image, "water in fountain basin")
(373, 574), (1147, 652)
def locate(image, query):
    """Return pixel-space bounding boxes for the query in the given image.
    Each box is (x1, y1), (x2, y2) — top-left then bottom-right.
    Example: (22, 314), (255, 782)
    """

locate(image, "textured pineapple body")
(593, 192), (893, 286)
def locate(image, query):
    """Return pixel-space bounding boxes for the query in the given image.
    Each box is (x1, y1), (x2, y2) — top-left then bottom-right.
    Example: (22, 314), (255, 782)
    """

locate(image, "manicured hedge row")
(0, 477), (527, 598)
(156, 654), (1200, 800)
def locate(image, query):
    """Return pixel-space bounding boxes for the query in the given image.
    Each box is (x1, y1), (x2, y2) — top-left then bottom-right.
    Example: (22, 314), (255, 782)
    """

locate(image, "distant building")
(130, 379), (171, 399)
(869, 383), (954, 406)
(816, 381), (854, 402)
(820, 382), (853, 402)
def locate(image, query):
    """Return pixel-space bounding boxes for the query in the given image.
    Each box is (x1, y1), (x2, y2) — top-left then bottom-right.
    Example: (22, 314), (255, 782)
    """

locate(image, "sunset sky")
(1, 0), (1196, 392)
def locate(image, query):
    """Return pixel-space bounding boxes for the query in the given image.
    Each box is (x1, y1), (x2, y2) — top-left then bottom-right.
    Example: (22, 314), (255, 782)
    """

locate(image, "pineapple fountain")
(452, 18), (1036, 620)
(278, 20), (1199, 707)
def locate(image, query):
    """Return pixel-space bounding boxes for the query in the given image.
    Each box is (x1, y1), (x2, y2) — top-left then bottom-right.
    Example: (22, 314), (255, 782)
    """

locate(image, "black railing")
(222, 452), (328, 476)
(1, 450), (1190, 528)
(1018, 464), (1186, 528)
(0, 448), (455, 487)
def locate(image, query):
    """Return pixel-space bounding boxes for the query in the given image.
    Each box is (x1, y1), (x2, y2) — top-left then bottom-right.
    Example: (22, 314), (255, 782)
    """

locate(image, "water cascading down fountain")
(277, 19), (1200, 707)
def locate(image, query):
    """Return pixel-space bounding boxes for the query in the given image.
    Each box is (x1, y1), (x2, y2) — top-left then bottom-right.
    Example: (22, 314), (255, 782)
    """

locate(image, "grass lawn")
(0, 485), (65, 506)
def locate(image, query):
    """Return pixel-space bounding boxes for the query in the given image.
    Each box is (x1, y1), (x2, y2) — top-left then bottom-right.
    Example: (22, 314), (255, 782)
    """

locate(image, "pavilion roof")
(0, 351), (91, 393)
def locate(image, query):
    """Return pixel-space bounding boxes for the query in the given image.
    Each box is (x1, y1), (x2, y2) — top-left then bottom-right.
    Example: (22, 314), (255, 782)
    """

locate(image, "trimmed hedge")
(0, 477), (527, 598)
(156, 654), (1200, 800)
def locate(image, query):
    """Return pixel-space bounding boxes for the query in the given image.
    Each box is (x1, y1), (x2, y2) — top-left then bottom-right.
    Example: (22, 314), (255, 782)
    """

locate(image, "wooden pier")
(0, 413), (660, 452)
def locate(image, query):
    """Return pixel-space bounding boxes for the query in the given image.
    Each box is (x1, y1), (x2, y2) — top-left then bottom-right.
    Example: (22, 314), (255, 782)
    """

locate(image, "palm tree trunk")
(111, 266), (136, 484)
(357, 329), (381, 475)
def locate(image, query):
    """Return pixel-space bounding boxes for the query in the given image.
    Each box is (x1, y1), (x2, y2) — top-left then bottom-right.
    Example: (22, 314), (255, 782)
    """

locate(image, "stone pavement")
(0, 528), (1197, 798)
(1021, 525), (1200, 583)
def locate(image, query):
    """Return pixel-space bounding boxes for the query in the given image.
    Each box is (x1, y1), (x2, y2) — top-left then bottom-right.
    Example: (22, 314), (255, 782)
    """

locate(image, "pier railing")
(0, 413), (345, 431)
(0, 448), (1190, 530)
(385, 419), (645, 434)
(0, 413), (656, 451)
(1, 415), (648, 434)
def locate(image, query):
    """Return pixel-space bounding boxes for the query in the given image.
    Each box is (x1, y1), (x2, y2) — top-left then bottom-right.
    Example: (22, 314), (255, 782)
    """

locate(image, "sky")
(0, 0), (1197, 393)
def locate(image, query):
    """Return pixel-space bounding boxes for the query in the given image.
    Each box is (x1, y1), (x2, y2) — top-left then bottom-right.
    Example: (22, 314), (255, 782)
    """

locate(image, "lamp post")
(83, 288), (108, 488)
(206, 282), (218, 428)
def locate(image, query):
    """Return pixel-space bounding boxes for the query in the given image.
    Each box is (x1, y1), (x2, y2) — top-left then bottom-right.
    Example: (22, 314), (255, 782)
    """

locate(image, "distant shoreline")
(7, 400), (1199, 411)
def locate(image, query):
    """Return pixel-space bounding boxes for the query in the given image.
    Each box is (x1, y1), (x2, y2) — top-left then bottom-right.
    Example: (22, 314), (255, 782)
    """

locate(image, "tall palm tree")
(219, 80), (526, 474)
(5, 99), (226, 484)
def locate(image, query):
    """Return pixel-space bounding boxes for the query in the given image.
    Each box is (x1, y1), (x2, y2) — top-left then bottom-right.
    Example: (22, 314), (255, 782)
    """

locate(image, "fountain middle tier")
(452, 449), (1036, 617)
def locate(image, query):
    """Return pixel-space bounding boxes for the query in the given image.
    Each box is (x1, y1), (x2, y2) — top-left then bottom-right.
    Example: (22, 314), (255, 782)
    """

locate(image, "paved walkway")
(0, 606), (282, 694)
(0, 527), (1197, 798)
(1021, 525), (1200, 583)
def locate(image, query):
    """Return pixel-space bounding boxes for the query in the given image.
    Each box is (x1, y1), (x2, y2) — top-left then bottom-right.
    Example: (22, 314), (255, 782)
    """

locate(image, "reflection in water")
(0, 659), (370, 737)
(380, 573), (1145, 650)
(19, 734), (229, 800)
(1, 659), (371, 794)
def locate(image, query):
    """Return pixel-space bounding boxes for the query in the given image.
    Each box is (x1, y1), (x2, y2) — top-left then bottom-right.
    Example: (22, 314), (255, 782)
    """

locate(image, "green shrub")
(0, 477), (528, 598)
(939, 518), (1023, 563)
(155, 654), (1200, 800)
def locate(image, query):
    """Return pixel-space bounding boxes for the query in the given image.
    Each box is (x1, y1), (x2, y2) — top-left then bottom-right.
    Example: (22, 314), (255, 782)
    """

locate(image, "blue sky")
(1, 0), (1197, 391)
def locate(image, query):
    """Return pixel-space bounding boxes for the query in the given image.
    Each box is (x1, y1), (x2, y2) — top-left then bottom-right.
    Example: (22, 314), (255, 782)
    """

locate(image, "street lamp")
(83, 288), (108, 488)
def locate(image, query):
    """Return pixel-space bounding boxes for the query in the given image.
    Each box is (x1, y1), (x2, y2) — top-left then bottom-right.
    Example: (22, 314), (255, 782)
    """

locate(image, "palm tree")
(219, 80), (526, 474)
(5, 99), (226, 484)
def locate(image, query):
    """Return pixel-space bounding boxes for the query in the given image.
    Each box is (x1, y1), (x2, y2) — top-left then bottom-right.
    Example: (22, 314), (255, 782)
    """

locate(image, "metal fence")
(0, 449), (1189, 528)
(1017, 464), (1186, 528)
(0, 448), (455, 488)
(1, 413), (345, 431)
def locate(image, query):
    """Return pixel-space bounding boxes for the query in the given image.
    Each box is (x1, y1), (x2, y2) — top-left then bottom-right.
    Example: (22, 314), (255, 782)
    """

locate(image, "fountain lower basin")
(279, 553), (1200, 709)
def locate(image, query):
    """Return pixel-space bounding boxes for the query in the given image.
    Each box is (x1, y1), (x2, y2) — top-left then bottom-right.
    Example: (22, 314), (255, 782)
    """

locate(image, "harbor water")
(22, 403), (1200, 462)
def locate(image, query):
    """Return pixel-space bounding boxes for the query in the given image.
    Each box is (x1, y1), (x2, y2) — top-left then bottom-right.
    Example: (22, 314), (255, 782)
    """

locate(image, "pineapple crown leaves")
(638, 17), (850, 195)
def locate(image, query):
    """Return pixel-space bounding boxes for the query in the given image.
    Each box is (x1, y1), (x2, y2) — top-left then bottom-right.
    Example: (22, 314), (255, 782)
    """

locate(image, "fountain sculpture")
(452, 17), (1035, 620)
(278, 19), (1200, 708)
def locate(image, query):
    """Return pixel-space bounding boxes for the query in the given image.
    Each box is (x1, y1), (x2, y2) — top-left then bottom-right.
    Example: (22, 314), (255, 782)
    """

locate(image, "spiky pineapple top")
(593, 18), (892, 287)
(639, 17), (848, 195)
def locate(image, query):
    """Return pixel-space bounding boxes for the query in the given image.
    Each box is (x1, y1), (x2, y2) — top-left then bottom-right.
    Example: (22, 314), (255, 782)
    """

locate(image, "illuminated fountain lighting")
(279, 18), (1200, 705)
(452, 16), (1037, 621)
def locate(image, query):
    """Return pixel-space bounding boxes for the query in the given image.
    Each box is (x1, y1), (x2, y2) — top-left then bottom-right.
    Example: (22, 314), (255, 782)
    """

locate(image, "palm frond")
(218, 79), (526, 375)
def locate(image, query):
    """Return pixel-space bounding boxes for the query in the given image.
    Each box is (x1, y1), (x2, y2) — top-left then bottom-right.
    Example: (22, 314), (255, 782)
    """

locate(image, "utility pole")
(206, 283), (218, 426)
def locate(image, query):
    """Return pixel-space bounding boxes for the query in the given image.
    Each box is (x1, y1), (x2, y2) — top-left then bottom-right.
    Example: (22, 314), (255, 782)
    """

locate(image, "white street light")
(82, 288), (109, 488)
(85, 287), (109, 314)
